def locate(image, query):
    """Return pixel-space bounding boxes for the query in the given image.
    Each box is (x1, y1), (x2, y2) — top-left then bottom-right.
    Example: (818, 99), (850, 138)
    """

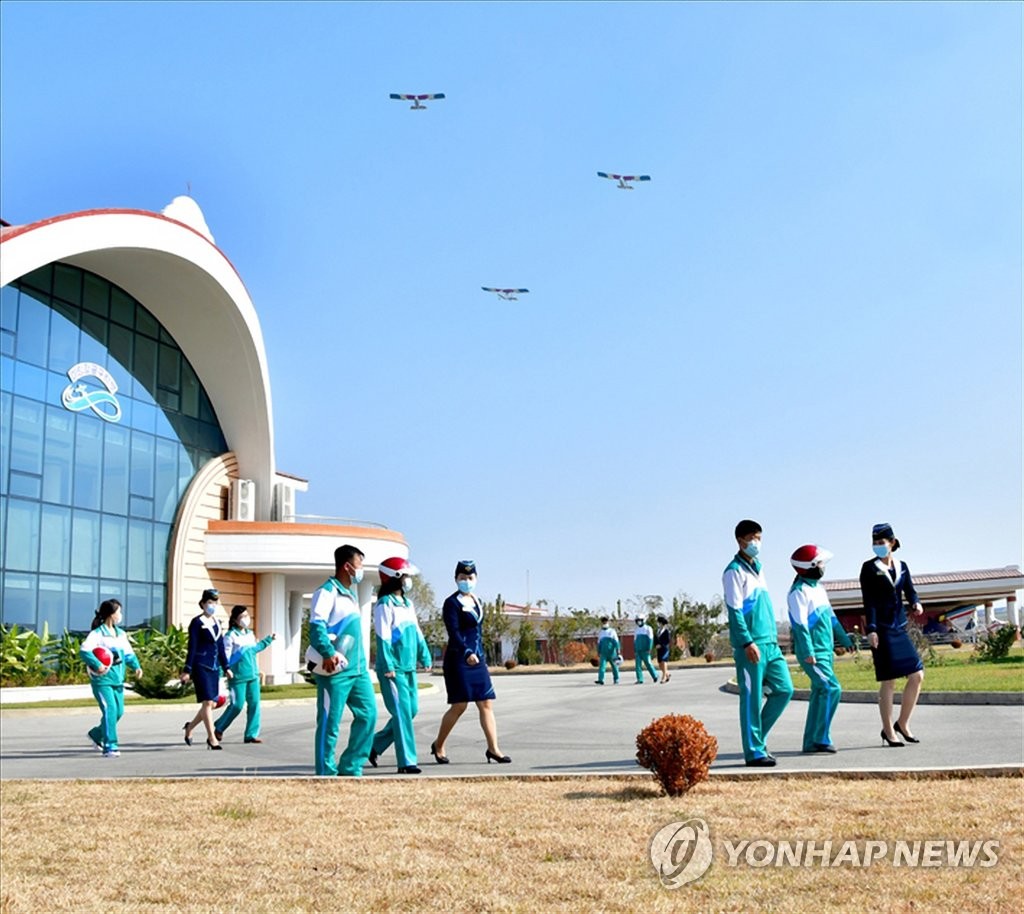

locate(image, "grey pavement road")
(1, 667), (1021, 779)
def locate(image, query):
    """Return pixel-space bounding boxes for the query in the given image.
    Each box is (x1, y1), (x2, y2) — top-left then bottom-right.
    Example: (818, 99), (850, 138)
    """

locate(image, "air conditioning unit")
(273, 483), (296, 522)
(229, 479), (256, 521)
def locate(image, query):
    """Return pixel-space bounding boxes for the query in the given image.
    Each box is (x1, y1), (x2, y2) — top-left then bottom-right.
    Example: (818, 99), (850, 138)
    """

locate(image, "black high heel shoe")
(430, 742), (450, 764)
(485, 749), (511, 764)
(182, 723), (193, 747)
(206, 738), (222, 750)
(893, 721), (919, 743)
(368, 749), (378, 768)
(880, 729), (904, 747)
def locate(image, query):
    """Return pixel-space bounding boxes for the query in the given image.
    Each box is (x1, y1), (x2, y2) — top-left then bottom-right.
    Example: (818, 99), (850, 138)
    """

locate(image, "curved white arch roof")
(0, 207), (276, 516)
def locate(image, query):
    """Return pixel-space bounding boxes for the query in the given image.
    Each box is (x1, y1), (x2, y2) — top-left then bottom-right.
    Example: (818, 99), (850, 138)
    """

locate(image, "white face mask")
(742, 540), (761, 559)
(238, 616), (250, 628)
(203, 602), (218, 616)
(401, 576), (414, 593)
(350, 567), (364, 585)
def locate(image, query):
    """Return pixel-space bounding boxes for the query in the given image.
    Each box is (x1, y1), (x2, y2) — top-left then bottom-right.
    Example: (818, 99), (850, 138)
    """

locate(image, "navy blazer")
(442, 593), (485, 661)
(859, 558), (920, 634)
(183, 613), (229, 674)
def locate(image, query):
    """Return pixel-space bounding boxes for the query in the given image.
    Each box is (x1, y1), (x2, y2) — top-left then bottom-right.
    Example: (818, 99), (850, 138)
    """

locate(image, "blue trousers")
(733, 643), (794, 762)
(372, 670), (420, 767)
(214, 677), (262, 740)
(88, 682), (125, 751)
(798, 655), (842, 751)
(314, 673), (377, 776)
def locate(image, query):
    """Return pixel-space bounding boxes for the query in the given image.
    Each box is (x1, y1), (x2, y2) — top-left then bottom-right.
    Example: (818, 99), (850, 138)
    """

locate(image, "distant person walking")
(633, 616), (659, 683)
(80, 599), (142, 758)
(860, 523), (925, 747)
(369, 557), (432, 774)
(723, 519), (794, 767)
(595, 617), (621, 685)
(180, 588), (233, 750)
(306, 544), (377, 776)
(431, 560), (510, 765)
(787, 545), (854, 753)
(213, 605), (275, 744)
(655, 615), (672, 683)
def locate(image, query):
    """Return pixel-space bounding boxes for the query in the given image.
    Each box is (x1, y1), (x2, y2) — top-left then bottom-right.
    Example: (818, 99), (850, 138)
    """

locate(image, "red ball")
(215, 694), (227, 708)
(92, 646), (113, 667)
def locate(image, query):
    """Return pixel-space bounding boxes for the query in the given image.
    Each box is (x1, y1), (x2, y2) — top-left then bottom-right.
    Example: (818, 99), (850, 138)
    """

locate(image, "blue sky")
(2, 1), (1021, 615)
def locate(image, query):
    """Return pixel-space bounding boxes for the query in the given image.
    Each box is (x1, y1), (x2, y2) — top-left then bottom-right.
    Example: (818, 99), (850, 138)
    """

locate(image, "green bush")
(1, 624), (52, 686)
(975, 626), (1018, 662)
(128, 626), (193, 699)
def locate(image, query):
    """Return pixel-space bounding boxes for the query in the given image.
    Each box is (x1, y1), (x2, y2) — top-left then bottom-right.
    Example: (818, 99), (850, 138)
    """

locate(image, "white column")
(256, 573), (288, 684)
(1007, 595), (1020, 630)
(357, 578), (378, 683)
(285, 590), (305, 681)
(984, 601), (996, 628)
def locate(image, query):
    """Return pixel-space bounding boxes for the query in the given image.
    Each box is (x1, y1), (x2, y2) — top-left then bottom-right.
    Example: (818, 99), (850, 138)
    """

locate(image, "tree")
(411, 577), (445, 659)
(671, 593), (726, 658)
(516, 619), (541, 665)
(482, 594), (514, 665)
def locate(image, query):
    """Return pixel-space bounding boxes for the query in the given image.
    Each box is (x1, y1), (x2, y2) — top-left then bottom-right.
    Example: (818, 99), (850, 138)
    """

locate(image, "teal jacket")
(723, 553), (779, 650)
(373, 594), (431, 675)
(306, 577), (367, 677)
(787, 577), (854, 661)
(597, 627), (620, 660)
(223, 628), (274, 681)
(79, 624), (140, 687)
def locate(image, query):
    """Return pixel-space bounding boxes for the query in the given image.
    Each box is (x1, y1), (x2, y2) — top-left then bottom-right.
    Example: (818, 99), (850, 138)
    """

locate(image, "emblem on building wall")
(61, 362), (122, 422)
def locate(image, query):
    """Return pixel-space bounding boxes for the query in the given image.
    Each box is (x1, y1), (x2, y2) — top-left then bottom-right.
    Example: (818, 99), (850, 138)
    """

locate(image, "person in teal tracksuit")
(369, 557), (432, 774)
(595, 617), (621, 685)
(633, 616), (659, 684)
(213, 605), (275, 744)
(723, 519), (794, 767)
(787, 544), (855, 754)
(79, 599), (142, 758)
(306, 544), (377, 776)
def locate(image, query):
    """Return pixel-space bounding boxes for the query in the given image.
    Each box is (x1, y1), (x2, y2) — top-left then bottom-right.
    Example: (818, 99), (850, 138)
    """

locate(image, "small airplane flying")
(482, 287), (529, 301)
(389, 93), (445, 110)
(597, 172), (651, 190)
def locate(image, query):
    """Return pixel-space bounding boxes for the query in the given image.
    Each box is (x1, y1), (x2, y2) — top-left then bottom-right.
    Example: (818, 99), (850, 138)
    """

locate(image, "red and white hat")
(379, 557), (420, 579)
(790, 544), (834, 571)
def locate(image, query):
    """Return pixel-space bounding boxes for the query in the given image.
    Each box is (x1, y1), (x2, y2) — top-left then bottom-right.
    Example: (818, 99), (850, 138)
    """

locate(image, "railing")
(281, 514), (390, 530)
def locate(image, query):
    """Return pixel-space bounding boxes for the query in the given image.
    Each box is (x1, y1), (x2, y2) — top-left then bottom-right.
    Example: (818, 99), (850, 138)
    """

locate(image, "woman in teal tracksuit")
(214, 605), (275, 744)
(369, 558), (432, 774)
(787, 544), (855, 753)
(79, 599), (142, 758)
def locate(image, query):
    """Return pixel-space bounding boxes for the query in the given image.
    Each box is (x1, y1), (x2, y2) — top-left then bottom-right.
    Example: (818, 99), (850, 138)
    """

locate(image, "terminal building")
(0, 200), (407, 682)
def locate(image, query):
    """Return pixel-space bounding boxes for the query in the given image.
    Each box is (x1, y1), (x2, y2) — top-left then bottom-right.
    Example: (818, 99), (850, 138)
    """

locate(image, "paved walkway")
(1, 668), (1021, 779)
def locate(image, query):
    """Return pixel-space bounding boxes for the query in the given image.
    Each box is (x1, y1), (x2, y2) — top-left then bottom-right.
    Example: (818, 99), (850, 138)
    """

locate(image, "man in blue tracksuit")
(723, 519), (794, 767)
(306, 544), (377, 776)
(788, 544), (855, 753)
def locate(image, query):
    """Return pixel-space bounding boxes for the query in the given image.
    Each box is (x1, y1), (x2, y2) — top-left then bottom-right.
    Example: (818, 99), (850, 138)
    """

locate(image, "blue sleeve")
(901, 565), (920, 607)
(183, 617), (199, 673)
(217, 631), (229, 673)
(830, 611), (854, 649)
(255, 634), (274, 653)
(443, 596), (471, 659)
(859, 563), (878, 634)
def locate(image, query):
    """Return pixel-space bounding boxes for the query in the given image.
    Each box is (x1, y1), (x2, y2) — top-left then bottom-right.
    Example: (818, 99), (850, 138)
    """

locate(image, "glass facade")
(1, 263), (228, 632)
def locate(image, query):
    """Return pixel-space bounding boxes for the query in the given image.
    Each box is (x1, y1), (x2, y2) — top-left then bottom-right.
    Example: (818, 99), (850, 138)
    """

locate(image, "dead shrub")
(635, 714), (718, 797)
(563, 641), (590, 665)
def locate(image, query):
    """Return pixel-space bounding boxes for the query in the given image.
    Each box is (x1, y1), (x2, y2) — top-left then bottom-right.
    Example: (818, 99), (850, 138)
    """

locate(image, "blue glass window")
(1, 265), (228, 632)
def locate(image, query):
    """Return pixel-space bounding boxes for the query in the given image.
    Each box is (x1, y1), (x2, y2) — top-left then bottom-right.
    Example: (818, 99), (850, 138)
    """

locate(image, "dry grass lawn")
(1, 774), (1021, 913)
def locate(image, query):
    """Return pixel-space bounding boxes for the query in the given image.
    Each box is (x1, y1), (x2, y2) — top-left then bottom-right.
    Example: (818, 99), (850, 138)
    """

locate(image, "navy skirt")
(871, 628), (923, 682)
(192, 666), (221, 703)
(443, 653), (496, 704)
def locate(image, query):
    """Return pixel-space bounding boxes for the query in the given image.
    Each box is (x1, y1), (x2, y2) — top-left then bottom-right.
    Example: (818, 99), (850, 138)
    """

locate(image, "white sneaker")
(102, 749), (121, 758)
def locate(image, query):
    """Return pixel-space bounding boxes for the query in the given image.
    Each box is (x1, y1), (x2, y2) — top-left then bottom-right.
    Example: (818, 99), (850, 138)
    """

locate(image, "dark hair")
(657, 615), (668, 625)
(735, 519), (762, 540)
(600, 616), (609, 624)
(91, 598), (122, 630)
(335, 544), (365, 570)
(229, 605), (250, 628)
(378, 575), (404, 597)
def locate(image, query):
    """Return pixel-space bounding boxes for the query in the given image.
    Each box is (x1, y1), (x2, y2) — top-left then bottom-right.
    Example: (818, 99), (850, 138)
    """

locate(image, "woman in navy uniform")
(859, 523), (925, 747)
(180, 588), (233, 750)
(430, 561), (511, 764)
